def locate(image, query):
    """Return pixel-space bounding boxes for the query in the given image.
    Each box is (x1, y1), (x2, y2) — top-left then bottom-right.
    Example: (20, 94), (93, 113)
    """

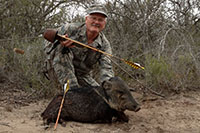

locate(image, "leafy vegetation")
(0, 0), (200, 98)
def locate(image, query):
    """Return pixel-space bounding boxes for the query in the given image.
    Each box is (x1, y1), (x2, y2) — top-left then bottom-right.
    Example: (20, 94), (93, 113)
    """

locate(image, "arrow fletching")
(63, 80), (70, 94)
(54, 80), (70, 130)
(43, 29), (145, 70)
(124, 60), (145, 70)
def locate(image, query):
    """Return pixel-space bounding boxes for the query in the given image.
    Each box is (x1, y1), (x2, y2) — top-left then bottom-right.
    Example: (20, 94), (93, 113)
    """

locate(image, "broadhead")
(13, 48), (25, 55)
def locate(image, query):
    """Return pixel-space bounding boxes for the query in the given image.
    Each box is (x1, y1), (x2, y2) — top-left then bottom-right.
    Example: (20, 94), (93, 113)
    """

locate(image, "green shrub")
(145, 55), (176, 93)
(144, 53), (200, 94)
(1, 37), (57, 98)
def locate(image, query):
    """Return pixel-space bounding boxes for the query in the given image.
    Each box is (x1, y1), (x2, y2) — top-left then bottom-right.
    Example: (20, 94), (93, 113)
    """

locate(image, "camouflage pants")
(45, 48), (99, 91)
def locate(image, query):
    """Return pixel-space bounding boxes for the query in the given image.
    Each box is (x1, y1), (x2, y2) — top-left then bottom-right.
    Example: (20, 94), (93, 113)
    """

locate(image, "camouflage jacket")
(44, 22), (114, 87)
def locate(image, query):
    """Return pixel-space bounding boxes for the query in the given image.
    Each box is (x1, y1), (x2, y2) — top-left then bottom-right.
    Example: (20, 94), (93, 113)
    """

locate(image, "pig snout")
(125, 103), (141, 112)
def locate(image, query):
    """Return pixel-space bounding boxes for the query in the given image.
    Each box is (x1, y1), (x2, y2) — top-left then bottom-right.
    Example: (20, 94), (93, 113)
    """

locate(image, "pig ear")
(129, 88), (136, 92)
(102, 80), (112, 90)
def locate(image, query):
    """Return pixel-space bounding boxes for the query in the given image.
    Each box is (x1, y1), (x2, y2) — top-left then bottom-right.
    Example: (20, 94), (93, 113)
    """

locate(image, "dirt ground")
(0, 88), (200, 133)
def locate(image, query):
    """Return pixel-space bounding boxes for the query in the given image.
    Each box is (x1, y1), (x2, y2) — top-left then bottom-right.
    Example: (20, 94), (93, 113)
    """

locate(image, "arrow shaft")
(54, 80), (70, 130)
(56, 34), (144, 70)
(58, 34), (113, 57)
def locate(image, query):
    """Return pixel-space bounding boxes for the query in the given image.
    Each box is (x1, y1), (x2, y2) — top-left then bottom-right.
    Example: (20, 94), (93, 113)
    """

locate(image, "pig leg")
(41, 95), (63, 124)
(115, 111), (129, 122)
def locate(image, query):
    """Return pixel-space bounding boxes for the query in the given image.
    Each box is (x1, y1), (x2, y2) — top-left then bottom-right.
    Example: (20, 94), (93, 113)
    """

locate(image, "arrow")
(44, 29), (144, 70)
(54, 80), (70, 130)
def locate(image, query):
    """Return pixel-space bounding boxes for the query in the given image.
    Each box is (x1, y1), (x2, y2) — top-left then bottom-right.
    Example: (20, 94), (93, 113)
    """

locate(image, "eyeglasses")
(88, 16), (106, 23)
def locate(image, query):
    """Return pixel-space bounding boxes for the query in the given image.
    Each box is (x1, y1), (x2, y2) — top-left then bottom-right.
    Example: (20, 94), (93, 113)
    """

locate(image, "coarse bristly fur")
(41, 77), (140, 125)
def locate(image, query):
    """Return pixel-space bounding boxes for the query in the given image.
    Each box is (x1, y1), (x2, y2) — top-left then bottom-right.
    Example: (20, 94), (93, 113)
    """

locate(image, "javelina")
(41, 77), (140, 124)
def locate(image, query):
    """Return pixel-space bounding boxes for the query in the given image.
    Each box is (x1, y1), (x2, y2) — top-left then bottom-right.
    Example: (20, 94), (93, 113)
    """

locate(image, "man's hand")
(60, 34), (75, 48)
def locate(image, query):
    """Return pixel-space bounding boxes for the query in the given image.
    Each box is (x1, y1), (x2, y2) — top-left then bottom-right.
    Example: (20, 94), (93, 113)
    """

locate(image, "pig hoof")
(116, 112), (129, 122)
(60, 119), (67, 127)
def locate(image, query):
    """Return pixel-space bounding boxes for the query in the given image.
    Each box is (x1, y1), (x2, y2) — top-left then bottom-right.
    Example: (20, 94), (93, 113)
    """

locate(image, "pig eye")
(115, 90), (125, 98)
(116, 89), (124, 94)
(119, 93), (125, 100)
(116, 90), (124, 97)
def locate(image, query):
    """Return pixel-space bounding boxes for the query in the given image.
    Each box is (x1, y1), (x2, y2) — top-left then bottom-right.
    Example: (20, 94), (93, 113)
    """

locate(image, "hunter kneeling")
(43, 4), (114, 91)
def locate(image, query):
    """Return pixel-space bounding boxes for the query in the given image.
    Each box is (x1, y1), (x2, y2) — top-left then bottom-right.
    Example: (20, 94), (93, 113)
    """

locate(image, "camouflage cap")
(86, 4), (108, 17)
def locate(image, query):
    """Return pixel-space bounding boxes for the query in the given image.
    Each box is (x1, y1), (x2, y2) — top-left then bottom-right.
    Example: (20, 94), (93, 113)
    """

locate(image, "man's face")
(85, 13), (107, 34)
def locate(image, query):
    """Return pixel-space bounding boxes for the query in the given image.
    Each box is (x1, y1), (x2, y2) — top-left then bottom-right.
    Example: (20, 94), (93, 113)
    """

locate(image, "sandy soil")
(0, 90), (200, 133)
